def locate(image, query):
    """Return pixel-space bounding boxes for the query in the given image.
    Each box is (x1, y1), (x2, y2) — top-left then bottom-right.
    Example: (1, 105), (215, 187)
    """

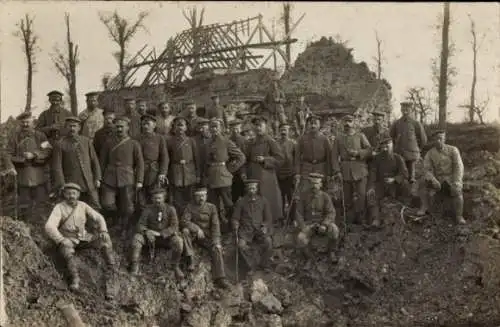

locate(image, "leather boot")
(67, 257), (80, 291)
(130, 244), (142, 275)
(186, 255), (195, 272)
(174, 264), (185, 279)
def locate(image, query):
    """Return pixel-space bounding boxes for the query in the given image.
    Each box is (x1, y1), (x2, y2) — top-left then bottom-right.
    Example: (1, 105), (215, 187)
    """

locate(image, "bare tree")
(406, 87), (435, 124)
(372, 30), (384, 79)
(437, 2), (451, 128)
(99, 10), (149, 88)
(13, 14), (39, 112)
(51, 13), (79, 115)
(101, 73), (111, 90)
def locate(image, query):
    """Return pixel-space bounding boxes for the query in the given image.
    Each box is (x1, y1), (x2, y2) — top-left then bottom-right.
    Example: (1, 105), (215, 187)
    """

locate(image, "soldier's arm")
(99, 140), (109, 173)
(231, 198), (243, 229)
(133, 141), (145, 185)
(331, 139), (341, 175)
(389, 121), (397, 140)
(191, 138), (201, 181)
(35, 112), (49, 134)
(210, 204), (222, 245)
(51, 140), (65, 190)
(165, 206), (179, 236)
(181, 205), (198, 233)
(137, 207), (151, 233)
(451, 147), (464, 184)
(357, 133), (372, 160)
(294, 139), (302, 176)
(158, 135), (169, 176)
(88, 139), (102, 182)
(325, 137), (333, 177)
(262, 198), (273, 231)
(322, 193), (336, 225)
(423, 150), (436, 181)
(7, 133), (24, 164)
(227, 139), (246, 173)
(33, 132), (52, 162)
(416, 121), (428, 150)
(395, 154), (409, 183)
(83, 202), (108, 232)
(44, 205), (66, 244)
(262, 137), (284, 169)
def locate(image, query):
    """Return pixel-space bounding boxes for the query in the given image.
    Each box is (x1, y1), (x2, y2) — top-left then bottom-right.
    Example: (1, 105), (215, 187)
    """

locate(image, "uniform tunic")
(52, 135), (101, 206)
(245, 134), (284, 219)
(296, 190), (336, 227)
(362, 126), (390, 154)
(368, 152), (409, 200)
(166, 135), (199, 187)
(100, 136), (144, 188)
(390, 117), (427, 161)
(203, 135), (245, 189)
(126, 110), (142, 140)
(332, 132), (372, 182)
(277, 138), (296, 180)
(93, 127), (114, 159)
(79, 108), (104, 140)
(136, 203), (179, 236)
(295, 132), (333, 178)
(36, 107), (73, 144)
(138, 132), (169, 188)
(156, 115), (176, 136)
(232, 195), (272, 242)
(7, 129), (52, 187)
(423, 144), (464, 187)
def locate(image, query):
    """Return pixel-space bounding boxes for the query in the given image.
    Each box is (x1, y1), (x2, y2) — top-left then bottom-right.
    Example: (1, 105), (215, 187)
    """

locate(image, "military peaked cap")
(244, 179), (260, 185)
(400, 101), (413, 107)
(197, 118), (210, 125)
(343, 114), (354, 122)
(306, 115), (321, 123)
(85, 91), (100, 97)
(172, 116), (188, 124)
(308, 173), (325, 180)
(210, 93), (219, 99)
(141, 114), (157, 123)
(16, 112), (32, 120)
(380, 137), (393, 145)
(62, 183), (82, 192)
(114, 116), (131, 124)
(184, 99), (196, 106)
(47, 90), (63, 98)
(371, 111), (385, 117)
(279, 122), (291, 128)
(209, 117), (223, 125)
(228, 119), (242, 126)
(251, 115), (267, 124)
(432, 129), (446, 137)
(150, 188), (166, 195)
(137, 98), (148, 103)
(65, 116), (81, 124)
(194, 187), (208, 194)
(123, 96), (136, 101)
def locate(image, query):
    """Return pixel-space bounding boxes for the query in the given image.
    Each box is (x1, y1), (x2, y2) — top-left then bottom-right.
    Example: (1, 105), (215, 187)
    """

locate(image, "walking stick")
(13, 175), (18, 220)
(338, 173), (347, 235)
(149, 237), (156, 264)
(235, 231), (239, 284)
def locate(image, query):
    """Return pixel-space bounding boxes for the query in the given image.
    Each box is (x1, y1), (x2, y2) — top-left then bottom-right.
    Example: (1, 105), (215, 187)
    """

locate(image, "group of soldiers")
(4, 89), (466, 299)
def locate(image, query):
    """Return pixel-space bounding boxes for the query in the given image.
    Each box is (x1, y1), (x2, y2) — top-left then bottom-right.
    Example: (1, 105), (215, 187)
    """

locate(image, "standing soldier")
(166, 117), (200, 213)
(276, 122), (297, 219)
(245, 116), (284, 221)
(294, 96), (312, 136)
(184, 100), (203, 137)
(192, 118), (211, 166)
(232, 179), (273, 271)
(332, 115), (372, 225)
(79, 92), (104, 140)
(180, 187), (231, 289)
(137, 98), (149, 116)
(36, 90), (73, 145)
(93, 109), (116, 159)
(295, 115), (333, 192)
(52, 117), (102, 209)
(155, 101), (176, 136)
(366, 137), (409, 227)
(100, 116), (144, 237)
(129, 188), (184, 278)
(123, 96), (142, 139)
(206, 93), (228, 128)
(390, 101), (427, 183)
(228, 119), (247, 202)
(296, 173), (340, 262)
(44, 183), (115, 295)
(417, 130), (465, 224)
(264, 78), (287, 135)
(202, 118), (246, 226)
(138, 113), (169, 207)
(7, 112), (52, 218)
(362, 111), (390, 156)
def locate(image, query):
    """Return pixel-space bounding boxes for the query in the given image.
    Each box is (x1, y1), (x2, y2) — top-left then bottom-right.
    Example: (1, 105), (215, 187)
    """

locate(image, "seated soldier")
(44, 183), (115, 296)
(129, 188), (184, 278)
(366, 137), (409, 227)
(417, 130), (466, 225)
(180, 187), (231, 289)
(232, 179), (273, 272)
(296, 173), (340, 263)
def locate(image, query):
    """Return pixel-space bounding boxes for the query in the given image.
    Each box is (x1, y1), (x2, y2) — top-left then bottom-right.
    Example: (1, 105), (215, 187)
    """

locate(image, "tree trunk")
(25, 56), (33, 112)
(438, 2), (450, 129)
(469, 18), (477, 123)
(284, 3), (291, 71)
(66, 15), (78, 116)
(119, 45), (126, 89)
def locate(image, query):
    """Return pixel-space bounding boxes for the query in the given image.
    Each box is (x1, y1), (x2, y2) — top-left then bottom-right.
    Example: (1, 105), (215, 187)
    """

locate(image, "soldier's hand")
(99, 231), (111, 243)
(179, 160), (186, 165)
(136, 183), (143, 190)
(158, 174), (166, 185)
(232, 223), (239, 233)
(196, 228), (205, 240)
(146, 230), (159, 243)
(95, 180), (101, 188)
(255, 155), (265, 163)
(367, 188), (375, 196)
(59, 238), (74, 248)
(384, 177), (395, 184)
(6, 168), (17, 176)
(24, 152), (35, 160)
(182, 228), (190, 236)
(241, 173), (247, 181)
(318, 225), (327, 234)
(294, 174), (301, 186)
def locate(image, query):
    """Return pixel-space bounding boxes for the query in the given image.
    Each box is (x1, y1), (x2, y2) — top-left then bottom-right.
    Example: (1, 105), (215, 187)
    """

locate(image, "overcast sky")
(1, 2), (499, 122)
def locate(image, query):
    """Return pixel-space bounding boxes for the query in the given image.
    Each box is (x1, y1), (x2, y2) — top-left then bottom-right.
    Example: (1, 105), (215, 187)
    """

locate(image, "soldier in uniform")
(276, 122), (297, 219)
(332, 115), (372, 225)
(79, 92), (104, 140)
(138, 113), (169, 207)
(202, 118), (246, 227)
(294, 115), (333, 193)
(45, 183), (115, 295)
(362, 111), (390, 156)
(264, 78), (287, 135)
(294, 95), (312, 136)
(193, 118), (211, 166)
(417, 130), (465, 224)
(296, 173), (340, 262)
(100, 116), (144, 236)
(366, 137), (409, 227)
(123, 96), (142, 139)
(180, 187), (231, 289)
(36, 90), (73, 145)
(390, 101), (427, 183)
(52, 117), (102, 209)
(8, 112), (52, 217)
(155, 101), (176, 136)
(137, 98), (149, 116)
(184, 100), (203, 137)
(206, 93), (228, 128)
(166, 117), (200, 213)
(129, 188), (184, 278)
(228, 119), (247, 202)
(232, 179), (273, 271)
(93, 108), (116, 159)
(245, 116), (284, 221)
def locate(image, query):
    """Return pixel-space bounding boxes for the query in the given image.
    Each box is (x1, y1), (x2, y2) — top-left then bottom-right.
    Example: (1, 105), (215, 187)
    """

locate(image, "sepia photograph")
(0, 1), (499, 326)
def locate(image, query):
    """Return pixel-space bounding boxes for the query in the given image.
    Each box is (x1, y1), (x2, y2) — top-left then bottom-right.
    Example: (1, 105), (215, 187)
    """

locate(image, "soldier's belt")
(173, 160), (193, 165)
(303, 159), (325, 164)
(208, 162), (226, 167)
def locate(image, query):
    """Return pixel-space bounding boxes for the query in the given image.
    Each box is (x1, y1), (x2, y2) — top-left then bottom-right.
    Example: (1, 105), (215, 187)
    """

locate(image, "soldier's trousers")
(367, 181), (409, 223)
(100, 184), (135, 230)
(296, 222), (340, 248)
(208, 187), (233, 223)
(237, 227), (273, 269)
(131, 232), (183, 264)
(182, 233), (226, 279)
(343, 177), (367, 223)
(420, 180), (463, 218)
(405, 160), (417, 182)
(172, 185), (193, 215)
(231, 174), (245, 203)
(79, 190), (101, 210)
(18, 184), (47, 218)
(278, 175), (294, 208)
